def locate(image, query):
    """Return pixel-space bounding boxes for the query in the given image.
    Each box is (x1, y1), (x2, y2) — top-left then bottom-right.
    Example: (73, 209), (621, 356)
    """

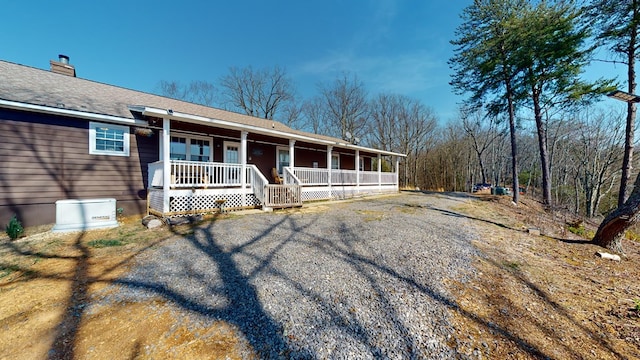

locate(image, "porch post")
(162, 118), (171, 214)
(327, 145), (332, 196)
(289, 139), (296, 174)
(395, 156), (400, 191)
(241, 131), (248, 206)
(378, 154), (382, 190)
(355, 149), (360, 193)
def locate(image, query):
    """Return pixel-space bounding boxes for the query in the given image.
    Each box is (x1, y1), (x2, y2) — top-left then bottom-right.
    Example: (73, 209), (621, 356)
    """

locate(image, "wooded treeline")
(157, 0), (640, 235)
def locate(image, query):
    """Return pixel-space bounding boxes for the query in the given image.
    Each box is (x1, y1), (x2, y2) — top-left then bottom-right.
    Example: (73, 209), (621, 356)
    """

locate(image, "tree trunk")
(532, 90), (552, 206)
(619, 11), (637, 206)
(592, 171), (640, 253)
(506, 82), (520, 204)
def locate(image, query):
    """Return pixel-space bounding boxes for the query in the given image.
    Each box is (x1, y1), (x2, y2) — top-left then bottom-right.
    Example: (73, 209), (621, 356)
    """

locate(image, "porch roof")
(0, 60), (405, 158)
(133, 105), (405, 157)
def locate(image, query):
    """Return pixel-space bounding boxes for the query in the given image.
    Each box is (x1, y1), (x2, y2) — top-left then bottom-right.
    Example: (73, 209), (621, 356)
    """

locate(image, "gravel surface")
(94, 192), (480, 359)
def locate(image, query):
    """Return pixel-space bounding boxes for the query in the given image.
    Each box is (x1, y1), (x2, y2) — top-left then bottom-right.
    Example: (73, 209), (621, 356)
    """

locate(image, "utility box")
(52, 198), (119, 232)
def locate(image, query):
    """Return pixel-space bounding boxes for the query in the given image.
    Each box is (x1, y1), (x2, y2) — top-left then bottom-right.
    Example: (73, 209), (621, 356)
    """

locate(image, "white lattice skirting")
(148, 189), (260, 216)
(149, 185), (398, 216)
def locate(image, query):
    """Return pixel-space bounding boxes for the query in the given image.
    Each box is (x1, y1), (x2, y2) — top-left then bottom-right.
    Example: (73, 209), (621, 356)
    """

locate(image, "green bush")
(567, 225), (595, 239)
(87, 239), (126, 248)
(6, 215), (24, 240)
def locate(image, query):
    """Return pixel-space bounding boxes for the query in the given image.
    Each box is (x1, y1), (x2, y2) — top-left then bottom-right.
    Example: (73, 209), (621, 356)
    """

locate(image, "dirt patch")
(0, 215), (254, 359)
(447, 195), (640, 359)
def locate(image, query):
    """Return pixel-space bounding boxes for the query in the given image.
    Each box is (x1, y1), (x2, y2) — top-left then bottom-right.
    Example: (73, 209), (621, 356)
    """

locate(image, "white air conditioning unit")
(52, 198), (119, 232)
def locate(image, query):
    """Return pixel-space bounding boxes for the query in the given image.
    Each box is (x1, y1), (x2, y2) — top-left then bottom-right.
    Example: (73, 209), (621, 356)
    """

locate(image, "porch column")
(327, 145), (333, 195)
(241, 131), (248, 206)
(162, 118), (171, 213)
(395, 156), (400, 190)
(378, 154), (382, 189)
(289, 139), (296, 175)
(355, 149), (360, 193)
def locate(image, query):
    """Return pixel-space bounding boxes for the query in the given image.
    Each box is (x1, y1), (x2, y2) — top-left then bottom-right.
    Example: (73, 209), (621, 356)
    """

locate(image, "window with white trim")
(276, 147), (290, 175)
(89, 122), (130, 156)
(331, 154), (340, 169)
(170, 135), (212, 162)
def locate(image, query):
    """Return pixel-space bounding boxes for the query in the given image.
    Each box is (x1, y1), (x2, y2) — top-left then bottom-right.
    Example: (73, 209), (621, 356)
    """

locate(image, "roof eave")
(1, 98), (148, 126)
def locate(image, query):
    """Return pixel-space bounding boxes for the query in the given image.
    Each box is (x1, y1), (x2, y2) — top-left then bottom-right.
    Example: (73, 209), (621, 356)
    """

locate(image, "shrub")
(567, 225), (595, 240)
(6, 215), (24, 240)
(87, 239), (126, 248)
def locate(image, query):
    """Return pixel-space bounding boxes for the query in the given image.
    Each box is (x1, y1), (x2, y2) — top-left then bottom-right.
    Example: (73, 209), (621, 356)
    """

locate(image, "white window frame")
(170, 133), (213, 162)
(89, 121), (130, 157)
(276, 146), (290, 175)
(331, 154), (340, 170)
(223, 141), (241, 164)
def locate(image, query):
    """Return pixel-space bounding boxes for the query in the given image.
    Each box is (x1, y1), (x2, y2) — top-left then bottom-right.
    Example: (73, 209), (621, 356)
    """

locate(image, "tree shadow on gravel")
(106, 215), (306, 358)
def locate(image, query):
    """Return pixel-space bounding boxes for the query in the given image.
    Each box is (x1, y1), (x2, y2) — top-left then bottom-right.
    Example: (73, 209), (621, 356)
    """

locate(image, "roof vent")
(50, 54), (76, 77)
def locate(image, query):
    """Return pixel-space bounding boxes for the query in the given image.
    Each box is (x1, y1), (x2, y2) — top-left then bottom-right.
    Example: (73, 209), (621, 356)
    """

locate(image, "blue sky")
(1, 0), (628, 123)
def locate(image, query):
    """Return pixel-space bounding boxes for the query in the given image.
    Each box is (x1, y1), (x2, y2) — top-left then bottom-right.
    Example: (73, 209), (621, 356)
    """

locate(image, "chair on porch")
(272, 168), (283, 184)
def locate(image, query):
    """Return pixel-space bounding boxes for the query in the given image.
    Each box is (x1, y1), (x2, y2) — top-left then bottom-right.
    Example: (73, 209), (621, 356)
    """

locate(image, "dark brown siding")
(294, 147), (327, 168)
(248, 142), (277, 183)
(0, 108), (158, 227)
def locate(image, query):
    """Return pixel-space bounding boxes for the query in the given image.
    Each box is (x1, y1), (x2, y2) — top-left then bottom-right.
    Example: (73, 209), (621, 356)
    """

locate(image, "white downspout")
(241, 131), (248, 206)
(162, 118), (171, 214)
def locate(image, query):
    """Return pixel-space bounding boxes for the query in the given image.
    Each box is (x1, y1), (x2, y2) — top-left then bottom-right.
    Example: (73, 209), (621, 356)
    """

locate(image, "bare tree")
(570, 109), (624, 217)
(369, 94), (437, 187)
(156, 80), (219, 106)
(317, 73), (369, 141)
(219, 65), (296, 121)
(461, 106), (506, 185)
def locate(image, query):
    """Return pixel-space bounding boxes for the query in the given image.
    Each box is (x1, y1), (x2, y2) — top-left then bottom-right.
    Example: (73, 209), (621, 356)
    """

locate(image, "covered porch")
(147, 160), (399, 217)
(138, 106), (403, 217)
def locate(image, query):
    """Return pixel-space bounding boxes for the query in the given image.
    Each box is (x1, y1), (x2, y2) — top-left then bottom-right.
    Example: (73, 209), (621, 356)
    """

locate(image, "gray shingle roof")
(0, 60), (404, 156)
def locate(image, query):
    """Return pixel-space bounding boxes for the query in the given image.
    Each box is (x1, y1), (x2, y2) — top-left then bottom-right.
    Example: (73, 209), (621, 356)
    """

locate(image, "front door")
(224, 142), (241, 184)
(277, 147), (290, 175)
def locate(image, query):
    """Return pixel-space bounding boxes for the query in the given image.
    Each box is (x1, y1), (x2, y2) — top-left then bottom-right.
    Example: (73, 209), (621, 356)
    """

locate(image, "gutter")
(0, 98), (148, 126)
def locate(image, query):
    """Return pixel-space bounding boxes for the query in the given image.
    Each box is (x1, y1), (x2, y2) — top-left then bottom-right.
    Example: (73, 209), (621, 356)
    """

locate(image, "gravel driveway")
(98, 192), (479, 359)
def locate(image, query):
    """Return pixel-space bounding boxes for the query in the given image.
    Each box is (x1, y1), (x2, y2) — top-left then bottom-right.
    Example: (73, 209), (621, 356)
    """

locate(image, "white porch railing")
(148, 160), (252, 188)
(283, 167), (302, 185)
(291, 167), (397, 186)
(264, 184), (302, 208)
(290, 167), (328, 185)
(248, 164), (268, 205)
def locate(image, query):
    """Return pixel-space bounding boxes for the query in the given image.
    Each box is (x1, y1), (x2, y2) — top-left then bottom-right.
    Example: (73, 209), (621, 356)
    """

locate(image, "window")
(276, 147), (290, 174)
(170, 137), (187, 160)
(359, 157), (365, 171)
(170, 135), (211, 162)
(331, 154), (340, 169)
(89, 122), (129, 156)
(189, 139), (211, 162)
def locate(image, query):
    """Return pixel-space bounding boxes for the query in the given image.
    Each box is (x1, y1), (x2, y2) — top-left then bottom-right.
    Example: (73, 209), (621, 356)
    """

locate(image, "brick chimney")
(50, 54), (76, 77)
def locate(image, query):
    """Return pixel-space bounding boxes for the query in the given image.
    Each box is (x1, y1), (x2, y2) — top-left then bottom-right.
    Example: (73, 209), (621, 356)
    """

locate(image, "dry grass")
(447, 195), (640, 359)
